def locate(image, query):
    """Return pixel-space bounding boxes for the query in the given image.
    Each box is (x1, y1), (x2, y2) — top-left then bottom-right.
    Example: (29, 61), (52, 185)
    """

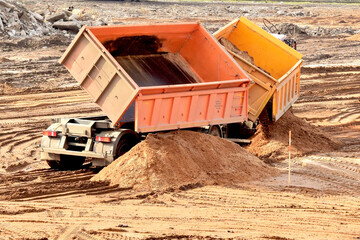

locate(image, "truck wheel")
(208, 125), (222, 138)
(58, 155), (85, 170)
(46, 160), (61, 169)
(114, 135), (139, 159)
(46, 156), (84, 170)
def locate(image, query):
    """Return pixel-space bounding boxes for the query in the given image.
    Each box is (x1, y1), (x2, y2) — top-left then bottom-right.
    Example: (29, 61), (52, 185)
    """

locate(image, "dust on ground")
(91, 131), (278, 191)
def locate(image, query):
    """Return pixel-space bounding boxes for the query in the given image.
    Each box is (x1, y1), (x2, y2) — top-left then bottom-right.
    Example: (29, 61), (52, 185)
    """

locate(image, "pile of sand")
(246, 111), (342, 163)
(91, 131), (278, 191)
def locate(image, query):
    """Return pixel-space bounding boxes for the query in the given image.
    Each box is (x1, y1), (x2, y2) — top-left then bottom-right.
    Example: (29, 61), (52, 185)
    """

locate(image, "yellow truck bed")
(214, 17), (303, 121)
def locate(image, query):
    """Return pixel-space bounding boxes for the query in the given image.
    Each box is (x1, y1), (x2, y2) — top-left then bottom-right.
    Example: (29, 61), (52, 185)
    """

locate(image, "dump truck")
(40, 23), (251, 169)
(214, 17), (303, 122)
(41, 19), (303, 169)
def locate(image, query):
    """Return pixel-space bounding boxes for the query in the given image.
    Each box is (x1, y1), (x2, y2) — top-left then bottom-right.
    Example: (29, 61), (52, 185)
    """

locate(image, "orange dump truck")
(40, 23), (250, 169)
(214, 17), (303, 122)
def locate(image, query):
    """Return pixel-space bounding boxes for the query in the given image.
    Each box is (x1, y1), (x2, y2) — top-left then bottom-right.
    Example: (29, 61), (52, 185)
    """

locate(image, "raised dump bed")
(59, 23), (250, 132)
(214, 17), (303, 121)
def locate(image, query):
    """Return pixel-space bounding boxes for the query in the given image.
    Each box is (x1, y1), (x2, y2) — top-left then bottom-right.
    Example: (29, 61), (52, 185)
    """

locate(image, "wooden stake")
(288, 130), (292, 185)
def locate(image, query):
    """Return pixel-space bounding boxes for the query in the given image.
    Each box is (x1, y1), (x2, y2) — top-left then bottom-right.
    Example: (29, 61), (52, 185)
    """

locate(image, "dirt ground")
(0, 0), (360, 239)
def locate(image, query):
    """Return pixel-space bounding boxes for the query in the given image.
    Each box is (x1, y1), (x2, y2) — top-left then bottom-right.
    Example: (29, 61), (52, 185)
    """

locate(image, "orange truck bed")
(214, 17), (303, 121)
(59, 23), (250, 132)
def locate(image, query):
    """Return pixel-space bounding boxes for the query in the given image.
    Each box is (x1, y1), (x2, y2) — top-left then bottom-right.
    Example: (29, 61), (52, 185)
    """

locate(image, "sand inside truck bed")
(91, 131), (279, 191)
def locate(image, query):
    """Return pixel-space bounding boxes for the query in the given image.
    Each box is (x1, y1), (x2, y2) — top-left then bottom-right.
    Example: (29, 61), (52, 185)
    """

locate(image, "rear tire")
(114, 135), (139, 159)
(46, 156), (85, 170)
(58, 155), (85, 170)
(208, 125), (222, 138)
(46, 160), (61, 169)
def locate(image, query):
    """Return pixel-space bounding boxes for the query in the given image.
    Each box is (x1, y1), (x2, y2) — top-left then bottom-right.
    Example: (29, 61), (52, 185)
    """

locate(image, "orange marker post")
(288, 130), (292, 185)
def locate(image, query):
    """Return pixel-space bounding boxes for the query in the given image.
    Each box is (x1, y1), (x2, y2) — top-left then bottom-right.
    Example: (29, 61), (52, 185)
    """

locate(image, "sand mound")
(91, 131), (278, 191)
(246, 110), (342, 163)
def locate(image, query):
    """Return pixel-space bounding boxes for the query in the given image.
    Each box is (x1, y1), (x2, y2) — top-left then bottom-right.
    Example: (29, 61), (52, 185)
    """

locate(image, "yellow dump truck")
(214, 17), (303, 122)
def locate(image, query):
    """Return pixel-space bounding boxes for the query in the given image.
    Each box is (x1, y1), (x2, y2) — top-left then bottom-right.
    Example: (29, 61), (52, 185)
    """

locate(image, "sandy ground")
(0, 0), (360, 239)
